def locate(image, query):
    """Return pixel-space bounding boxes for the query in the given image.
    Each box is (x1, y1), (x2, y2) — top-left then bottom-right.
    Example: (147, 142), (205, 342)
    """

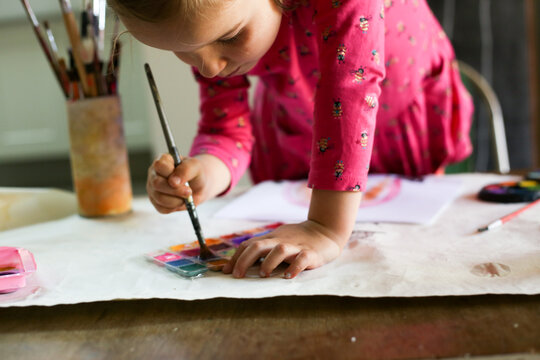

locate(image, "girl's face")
(122, 0), (283, 78)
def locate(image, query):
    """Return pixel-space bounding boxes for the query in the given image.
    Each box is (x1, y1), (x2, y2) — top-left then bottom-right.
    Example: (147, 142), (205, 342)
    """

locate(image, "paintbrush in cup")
(144, 63), (214, 260)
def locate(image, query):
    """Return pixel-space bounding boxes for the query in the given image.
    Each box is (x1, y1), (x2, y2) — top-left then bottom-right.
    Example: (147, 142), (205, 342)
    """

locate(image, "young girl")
(108, 0), (473, 279)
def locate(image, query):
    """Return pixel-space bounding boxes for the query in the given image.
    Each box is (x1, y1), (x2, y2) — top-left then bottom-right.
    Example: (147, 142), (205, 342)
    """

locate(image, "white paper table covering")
(0, 174), (539, 307)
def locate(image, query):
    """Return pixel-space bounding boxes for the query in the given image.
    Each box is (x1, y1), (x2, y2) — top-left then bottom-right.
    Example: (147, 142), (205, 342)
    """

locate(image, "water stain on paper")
(345, 231), (385, 263)
(347, 230), (378, 249)
(471, 262), (511, 277)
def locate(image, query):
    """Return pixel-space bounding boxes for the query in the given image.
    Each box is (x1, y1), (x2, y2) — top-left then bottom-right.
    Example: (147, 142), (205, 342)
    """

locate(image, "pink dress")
(189, 0), (473, 192)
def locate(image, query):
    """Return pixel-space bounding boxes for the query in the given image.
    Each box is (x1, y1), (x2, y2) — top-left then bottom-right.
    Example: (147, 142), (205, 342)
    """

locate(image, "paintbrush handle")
(169, 145), (202, 237)
(499, 198), (540, 223)
(59, 0), (90, 96)
(170, 146), (182, 167)
(168, 143), (206, 245)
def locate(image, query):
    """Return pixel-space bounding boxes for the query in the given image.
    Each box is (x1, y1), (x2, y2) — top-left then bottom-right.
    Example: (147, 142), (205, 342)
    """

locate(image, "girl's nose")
(197, 56), (227, 78)
(191, 47), (226, 78)
(173, 48), (227, 78)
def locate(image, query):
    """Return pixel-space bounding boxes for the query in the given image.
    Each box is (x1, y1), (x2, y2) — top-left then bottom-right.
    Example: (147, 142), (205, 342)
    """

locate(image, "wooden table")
(1, 295), (539, 359)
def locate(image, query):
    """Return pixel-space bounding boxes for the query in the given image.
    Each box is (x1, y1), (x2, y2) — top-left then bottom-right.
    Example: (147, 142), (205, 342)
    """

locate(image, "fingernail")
(233, 269), (241, 278)
(171, 177), (181, 186)
(283, 272), (292, 279)
(259, 270), (267, 278)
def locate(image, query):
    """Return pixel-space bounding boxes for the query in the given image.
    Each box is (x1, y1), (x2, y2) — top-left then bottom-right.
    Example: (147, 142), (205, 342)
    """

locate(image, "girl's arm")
(222, 189), (362, 278)
(189, 69), (254, 194)
(308, 188), (362, 249)
(194, 154), (232, 200)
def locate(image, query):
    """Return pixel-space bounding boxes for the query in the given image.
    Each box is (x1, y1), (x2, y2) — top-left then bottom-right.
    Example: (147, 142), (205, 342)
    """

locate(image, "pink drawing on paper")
(283, 176), (401, 208)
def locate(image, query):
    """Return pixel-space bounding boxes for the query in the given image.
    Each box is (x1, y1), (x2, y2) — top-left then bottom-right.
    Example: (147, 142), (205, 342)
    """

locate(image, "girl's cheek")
(237, 44), (254, 59)
(238, 36), (267, 61)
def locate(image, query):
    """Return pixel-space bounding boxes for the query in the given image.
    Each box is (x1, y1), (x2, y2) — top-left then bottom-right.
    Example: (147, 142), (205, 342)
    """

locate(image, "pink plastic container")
(0, 247), (37, 294)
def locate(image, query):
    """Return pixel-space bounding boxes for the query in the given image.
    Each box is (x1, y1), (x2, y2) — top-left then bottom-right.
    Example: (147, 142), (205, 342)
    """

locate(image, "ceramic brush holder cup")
(66, 95), (132, 217)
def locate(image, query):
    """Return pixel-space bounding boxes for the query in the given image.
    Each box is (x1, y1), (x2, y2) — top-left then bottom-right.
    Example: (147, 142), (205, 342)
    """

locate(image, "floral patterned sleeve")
(309, 0), (386, 192)
(189, 69), (254, 193)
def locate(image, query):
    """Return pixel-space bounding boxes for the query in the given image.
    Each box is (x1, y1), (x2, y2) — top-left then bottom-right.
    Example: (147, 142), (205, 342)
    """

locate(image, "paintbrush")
(84, 11), (107, 96)
(477, 197), (540, 232)
(144, 63), (214, 260)
(20, 0), (68, 97)
(93, 0), (107, 59)
(58, 0), (92, 96)
(105, 16), (121, 94)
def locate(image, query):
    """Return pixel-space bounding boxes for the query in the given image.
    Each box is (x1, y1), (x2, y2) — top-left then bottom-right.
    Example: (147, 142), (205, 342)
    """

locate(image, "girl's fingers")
(152, 191), (185, 209)
(153, 154), (175, 177)
(169, 157), (202, 188)
(282, 250), (318, 279)
(222, 240), (252, 274)
(259, 243), (300, 278)
(222, 253), (240, 275)
(222, 234), (272, 274)
(150, 172), (192, 197)
(149, 195), (187, 214)
(149, 196), (176, 214)
(225, 239), (275, 278)
(147, 154), (201, 214)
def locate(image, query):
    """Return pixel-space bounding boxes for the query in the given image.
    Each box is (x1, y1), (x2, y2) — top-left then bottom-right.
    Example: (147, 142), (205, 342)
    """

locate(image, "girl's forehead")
(123, 0), (245, 51)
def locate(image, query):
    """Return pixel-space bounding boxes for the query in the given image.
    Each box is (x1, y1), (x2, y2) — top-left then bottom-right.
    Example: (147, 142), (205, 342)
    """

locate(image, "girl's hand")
(223, 188), (363, 279)
(146, 153), (209, 213)
(222, 221), (343, 279)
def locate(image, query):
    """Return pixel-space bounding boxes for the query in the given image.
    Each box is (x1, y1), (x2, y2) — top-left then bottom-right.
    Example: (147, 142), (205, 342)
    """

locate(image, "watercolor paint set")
(478, 179), (540, 203)
(146, 222), (282, 278)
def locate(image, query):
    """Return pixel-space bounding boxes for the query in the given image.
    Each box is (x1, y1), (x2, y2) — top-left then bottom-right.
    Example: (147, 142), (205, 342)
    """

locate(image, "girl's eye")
(218, 31), (242, 45)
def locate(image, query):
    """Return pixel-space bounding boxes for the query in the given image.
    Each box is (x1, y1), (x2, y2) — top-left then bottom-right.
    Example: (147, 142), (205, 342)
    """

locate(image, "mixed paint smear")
(146, 223), (282, 278)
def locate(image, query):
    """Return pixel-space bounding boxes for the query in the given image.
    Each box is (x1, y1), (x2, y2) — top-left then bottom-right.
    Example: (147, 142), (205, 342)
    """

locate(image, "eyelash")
(218, 32), (242, 45)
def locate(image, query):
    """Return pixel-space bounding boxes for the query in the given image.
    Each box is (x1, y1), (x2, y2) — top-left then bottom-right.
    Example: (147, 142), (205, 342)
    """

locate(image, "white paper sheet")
(214, 175), (462, 224)
(0, 174), (539, 307)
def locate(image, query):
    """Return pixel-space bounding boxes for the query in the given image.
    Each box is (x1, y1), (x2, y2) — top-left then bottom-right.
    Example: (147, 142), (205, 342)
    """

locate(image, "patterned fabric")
(189, 0), (473, 193)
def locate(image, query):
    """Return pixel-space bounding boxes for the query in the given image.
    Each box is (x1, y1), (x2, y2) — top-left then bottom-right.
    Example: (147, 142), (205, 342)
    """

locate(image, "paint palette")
(525, 170), (540, 182)
(478, 180), (540, 203)
(146, 222), (282, 278)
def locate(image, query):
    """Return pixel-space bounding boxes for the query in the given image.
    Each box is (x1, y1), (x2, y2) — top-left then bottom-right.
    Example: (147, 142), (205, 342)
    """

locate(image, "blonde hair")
(107, 0), (219, 22)
(107, 0), (294, 23)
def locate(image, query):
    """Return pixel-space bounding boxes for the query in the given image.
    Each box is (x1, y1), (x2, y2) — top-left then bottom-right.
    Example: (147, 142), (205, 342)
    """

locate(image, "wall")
(427, 0), (536, 171)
